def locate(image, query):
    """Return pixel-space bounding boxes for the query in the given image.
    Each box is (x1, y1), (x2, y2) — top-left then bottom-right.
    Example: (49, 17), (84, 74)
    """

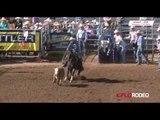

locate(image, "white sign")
(129, 20), (154, 27)
(139, 17), (147, 20)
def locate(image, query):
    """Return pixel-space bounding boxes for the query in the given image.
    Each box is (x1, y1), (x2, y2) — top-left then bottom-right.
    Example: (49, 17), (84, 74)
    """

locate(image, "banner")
(129, 20), (154, 27)
(50, 33), (71, 43)
(0, 30), (41, 51)
(49, 33), (71, 50)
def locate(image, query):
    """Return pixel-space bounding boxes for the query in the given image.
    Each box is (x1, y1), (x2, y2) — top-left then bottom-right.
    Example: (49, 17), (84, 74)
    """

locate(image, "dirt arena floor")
(0, 54), (160, 103)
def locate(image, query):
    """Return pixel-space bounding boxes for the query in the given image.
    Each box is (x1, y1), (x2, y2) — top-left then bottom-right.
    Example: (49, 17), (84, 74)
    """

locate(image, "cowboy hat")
(92, 19), (96, 23)
(71, 21), (75, 24)
(79, 24), (84, 28)
(137, 30), (141, 34)
(103, 17), (112, 21)
(69, 37), (76, 41)
(130, 26), (135, 29)
(53, 22), (60, 26)
(44, 18), (52, 22)
(86, 20), (89, 23)
(68, 24), (72, 27)
(1, 17), (7, 21)
(114, 30), (120, 34)
(15, 17), (22, 20)
(23, 21), (30, 25)
(104, 22), (109, 27)
(87, 23), (91, 26)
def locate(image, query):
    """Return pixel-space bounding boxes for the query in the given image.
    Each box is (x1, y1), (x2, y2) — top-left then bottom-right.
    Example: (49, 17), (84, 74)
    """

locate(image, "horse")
(63, 49), (84, 83)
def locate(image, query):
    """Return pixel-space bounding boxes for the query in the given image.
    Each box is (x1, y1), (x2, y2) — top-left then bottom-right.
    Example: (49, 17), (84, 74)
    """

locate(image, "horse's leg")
(58, 79), (62, 86)
(64, 68), (69, 81)
(70, 69), (76, 83)
(52, 75), (57, 84)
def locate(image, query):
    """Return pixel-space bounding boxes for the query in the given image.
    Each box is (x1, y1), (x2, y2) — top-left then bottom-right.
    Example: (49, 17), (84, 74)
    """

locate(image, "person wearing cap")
(62, 37), (78, 66)
(85, 24), (94, 38)
(15, 17), (23, 29)
(32, 17), (39, 25)
(103, 17), (115, 30)
(8, 19), (15, 29)
(0, 17), (9, 29)
(136, 30), (149, 65)
(53, 21), (62, 33)
(67, 37), (79, 53)
(116, 17), (125, 31)
(156, 27), (160, 71)
(114, 29), (127, 63)
(63, 37), (79, 67)
(22, 21), (31, 29)
(67, 24), (72, 33)
(127, 26), (138, 61)
(76, 24), (88, 57)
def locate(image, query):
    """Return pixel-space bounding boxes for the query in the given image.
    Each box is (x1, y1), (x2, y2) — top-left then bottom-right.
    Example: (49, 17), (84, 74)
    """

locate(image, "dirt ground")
(0, 54), (160, 103)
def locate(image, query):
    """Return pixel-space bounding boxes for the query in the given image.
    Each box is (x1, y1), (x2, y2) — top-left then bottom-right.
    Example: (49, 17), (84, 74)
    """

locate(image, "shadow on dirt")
(61, 78), (140, 88)
(8, 71), (44, 73)
(85, 78), (140, 83)
(63, 83), (89, 88)
(69, 84), (89, 88)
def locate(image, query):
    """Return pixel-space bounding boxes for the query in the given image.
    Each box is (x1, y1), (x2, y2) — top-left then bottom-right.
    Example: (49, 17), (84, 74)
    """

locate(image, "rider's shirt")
(67, 41), (78, 52)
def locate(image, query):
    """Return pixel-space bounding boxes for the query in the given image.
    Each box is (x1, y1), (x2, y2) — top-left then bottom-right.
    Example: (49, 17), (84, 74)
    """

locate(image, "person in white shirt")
(156, 27), (160, 71)
(76, 24), (88, 58)
(114, 30), (127, 63)
(127, 26), (138, 61)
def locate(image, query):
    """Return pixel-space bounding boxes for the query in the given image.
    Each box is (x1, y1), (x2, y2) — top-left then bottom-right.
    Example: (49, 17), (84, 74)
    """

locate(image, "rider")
(62, 37), (79, 66)
(67, 37), (79, 53)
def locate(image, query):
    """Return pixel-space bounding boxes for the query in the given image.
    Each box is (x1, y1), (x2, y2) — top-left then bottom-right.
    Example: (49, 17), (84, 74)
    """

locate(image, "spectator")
(127, 26), (138, 61)
(3, 17), (10, 22)
(0, 17), (9, 29)
(114, 30), (127, 63)
(85, 24), (95, 38)
(22, 21), (31, 29)
(156, 27), (160, 71)
(76, 24), (88, 57)
(32, 17), (39, 25)
(53, 22), (62, 33)
(15, 17), (23, 29)
(8, 19), (15, 29)
(136, 30), (149, 65)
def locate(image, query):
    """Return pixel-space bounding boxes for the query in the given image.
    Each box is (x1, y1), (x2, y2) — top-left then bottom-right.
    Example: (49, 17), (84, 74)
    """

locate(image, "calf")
(52, 67), (65, 86)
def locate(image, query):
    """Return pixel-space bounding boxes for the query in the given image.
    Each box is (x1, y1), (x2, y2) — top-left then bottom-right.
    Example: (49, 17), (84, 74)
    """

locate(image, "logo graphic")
(116, 92), (149, 98)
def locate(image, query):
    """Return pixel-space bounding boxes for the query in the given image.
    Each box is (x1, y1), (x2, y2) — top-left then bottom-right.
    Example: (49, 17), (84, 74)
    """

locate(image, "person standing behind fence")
(15, 17), (23, 29)
(0, 17), (9, 29)
(76, 24), (88, 58)
(127, 26), (138, 62)
(136, 30), (149, 65)
(156, 27), (160, 71)
(114, 30), (127, 63)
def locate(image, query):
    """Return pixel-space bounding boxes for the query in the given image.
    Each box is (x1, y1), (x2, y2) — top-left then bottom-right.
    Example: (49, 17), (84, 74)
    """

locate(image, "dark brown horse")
(63, 50), (84, 83)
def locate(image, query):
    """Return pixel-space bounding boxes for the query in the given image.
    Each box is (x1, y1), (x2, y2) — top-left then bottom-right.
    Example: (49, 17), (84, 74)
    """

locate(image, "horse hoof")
(64, 77), (68, 81)
(52, 80), (56, 84)
(58, 83), (62, 86)
(69, 80), (72, 83)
